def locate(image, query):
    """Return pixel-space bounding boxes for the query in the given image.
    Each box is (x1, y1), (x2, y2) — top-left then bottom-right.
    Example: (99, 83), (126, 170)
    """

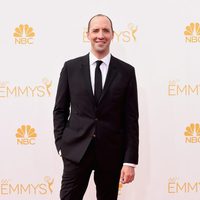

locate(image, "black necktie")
(95, 60), (103, 104)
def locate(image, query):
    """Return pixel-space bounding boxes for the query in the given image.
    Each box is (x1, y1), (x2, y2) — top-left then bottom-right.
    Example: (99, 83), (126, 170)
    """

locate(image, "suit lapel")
(81, 54), (118, 106)
(98, 55), (118, 104)
(81, 54), (96, 105)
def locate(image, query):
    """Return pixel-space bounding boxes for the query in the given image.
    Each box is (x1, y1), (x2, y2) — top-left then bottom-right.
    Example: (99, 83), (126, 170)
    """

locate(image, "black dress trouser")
(60, 139), (121, 200)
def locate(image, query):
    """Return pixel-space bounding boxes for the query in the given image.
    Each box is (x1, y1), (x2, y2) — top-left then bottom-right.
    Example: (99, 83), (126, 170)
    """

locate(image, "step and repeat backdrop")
(0, 0), (200, 199)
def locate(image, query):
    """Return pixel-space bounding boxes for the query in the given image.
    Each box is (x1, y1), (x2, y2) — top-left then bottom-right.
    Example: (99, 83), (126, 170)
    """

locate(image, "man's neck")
(91, 50), (110, 59)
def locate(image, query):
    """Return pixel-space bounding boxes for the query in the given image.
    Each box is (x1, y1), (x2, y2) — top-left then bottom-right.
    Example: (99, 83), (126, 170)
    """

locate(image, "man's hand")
(120, 165), (135, 184)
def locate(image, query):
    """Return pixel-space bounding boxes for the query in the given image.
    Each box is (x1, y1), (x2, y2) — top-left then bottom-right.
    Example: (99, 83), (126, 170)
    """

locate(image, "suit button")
(92, 133), (96, 138)
(95, 118), (98, 121)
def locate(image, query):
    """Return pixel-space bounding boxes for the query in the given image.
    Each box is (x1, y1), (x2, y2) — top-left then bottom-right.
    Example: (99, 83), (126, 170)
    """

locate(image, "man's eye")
(93, 29), (99, 33)
(103, 29), (110, 33)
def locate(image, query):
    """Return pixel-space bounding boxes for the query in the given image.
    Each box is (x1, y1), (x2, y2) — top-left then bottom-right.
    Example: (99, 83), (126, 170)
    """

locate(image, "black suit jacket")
(53, 54), (139, 170)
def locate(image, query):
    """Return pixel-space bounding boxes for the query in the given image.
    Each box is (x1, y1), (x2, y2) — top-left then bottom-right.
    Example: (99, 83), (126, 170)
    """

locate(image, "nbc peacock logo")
(184, 23), (200, 43)
(13, 24), (35, 44)
(16, 125), (37, 145)
(184, 123), (200, 143)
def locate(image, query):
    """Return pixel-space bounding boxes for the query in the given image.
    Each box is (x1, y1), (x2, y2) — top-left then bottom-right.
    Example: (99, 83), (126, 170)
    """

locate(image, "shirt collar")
(89, 52), (111, 67)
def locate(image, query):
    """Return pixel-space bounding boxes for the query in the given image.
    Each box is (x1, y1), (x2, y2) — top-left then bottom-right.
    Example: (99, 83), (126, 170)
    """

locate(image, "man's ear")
(86, 32), (90, 41)
(112, 31), (114, 40)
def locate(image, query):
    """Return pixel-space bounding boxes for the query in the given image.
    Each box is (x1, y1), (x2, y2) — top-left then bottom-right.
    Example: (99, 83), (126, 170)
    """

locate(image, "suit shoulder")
(112, 56), (135, 73)
(61, 54), (88, 72)
(66, 54), (87, 65)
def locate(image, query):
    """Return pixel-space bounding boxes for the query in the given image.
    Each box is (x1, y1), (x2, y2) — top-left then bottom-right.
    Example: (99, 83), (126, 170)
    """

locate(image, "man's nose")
(97, 30), (104, 38)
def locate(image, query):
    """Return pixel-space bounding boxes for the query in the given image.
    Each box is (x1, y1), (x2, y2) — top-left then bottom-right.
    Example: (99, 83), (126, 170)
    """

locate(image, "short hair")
(87, 14), (114, 32)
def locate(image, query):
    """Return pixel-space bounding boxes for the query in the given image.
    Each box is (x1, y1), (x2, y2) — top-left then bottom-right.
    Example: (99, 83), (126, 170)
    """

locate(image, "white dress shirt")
(89, 52), (136, 168)
(89, 52), (110, 93)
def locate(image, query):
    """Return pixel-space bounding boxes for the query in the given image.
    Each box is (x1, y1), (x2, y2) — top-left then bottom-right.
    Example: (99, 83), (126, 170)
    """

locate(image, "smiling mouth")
(96, 41), (105, 45)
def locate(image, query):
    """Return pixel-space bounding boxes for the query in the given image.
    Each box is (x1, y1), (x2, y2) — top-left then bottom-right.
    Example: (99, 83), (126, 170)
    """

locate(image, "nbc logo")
(184, 123), (200, 143)
(16, 125), (37, 145)
(184, 23), (200, 43)
(13, 24), (35, 44)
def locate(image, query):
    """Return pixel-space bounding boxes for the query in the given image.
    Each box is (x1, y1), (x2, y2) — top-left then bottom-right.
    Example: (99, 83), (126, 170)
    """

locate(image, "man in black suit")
(53, 14), (139, 200)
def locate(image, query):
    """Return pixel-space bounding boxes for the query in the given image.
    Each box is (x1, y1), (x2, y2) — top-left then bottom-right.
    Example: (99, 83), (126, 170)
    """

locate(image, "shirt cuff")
(123, 163), (137, 168)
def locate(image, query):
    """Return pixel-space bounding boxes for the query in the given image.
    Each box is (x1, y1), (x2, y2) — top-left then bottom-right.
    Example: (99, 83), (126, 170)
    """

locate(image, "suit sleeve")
(124, 68), (139, 164)
(53, 62), (70, 153)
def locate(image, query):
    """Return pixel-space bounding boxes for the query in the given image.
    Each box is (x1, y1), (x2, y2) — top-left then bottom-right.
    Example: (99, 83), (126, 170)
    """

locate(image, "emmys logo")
(0, 176), (54, 195)
(168, 80), (200, 96)
(0, 78), (52, 98)
(83, 23), (137, 43)
(16, 125), (37, 145)
(168, 177), (200, 193)
(184, 123), (200, 143)
(184, 23), (200, 43)
(13, 24), (35, 44)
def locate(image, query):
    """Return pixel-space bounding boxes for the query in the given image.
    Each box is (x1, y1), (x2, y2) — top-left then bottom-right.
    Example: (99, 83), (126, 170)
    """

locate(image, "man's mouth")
(96, 41), (105, 44)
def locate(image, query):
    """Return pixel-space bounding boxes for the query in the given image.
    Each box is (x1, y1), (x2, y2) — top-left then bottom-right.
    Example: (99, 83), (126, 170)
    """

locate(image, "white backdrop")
(0, 0), (200, 199)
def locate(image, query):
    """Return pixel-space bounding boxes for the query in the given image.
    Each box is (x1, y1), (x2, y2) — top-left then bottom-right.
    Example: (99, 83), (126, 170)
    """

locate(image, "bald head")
(87, 14), (114, 32)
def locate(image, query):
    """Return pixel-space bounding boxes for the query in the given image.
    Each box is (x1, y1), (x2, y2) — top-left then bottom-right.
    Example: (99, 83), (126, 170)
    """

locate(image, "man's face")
(87, 16), (114, 57)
